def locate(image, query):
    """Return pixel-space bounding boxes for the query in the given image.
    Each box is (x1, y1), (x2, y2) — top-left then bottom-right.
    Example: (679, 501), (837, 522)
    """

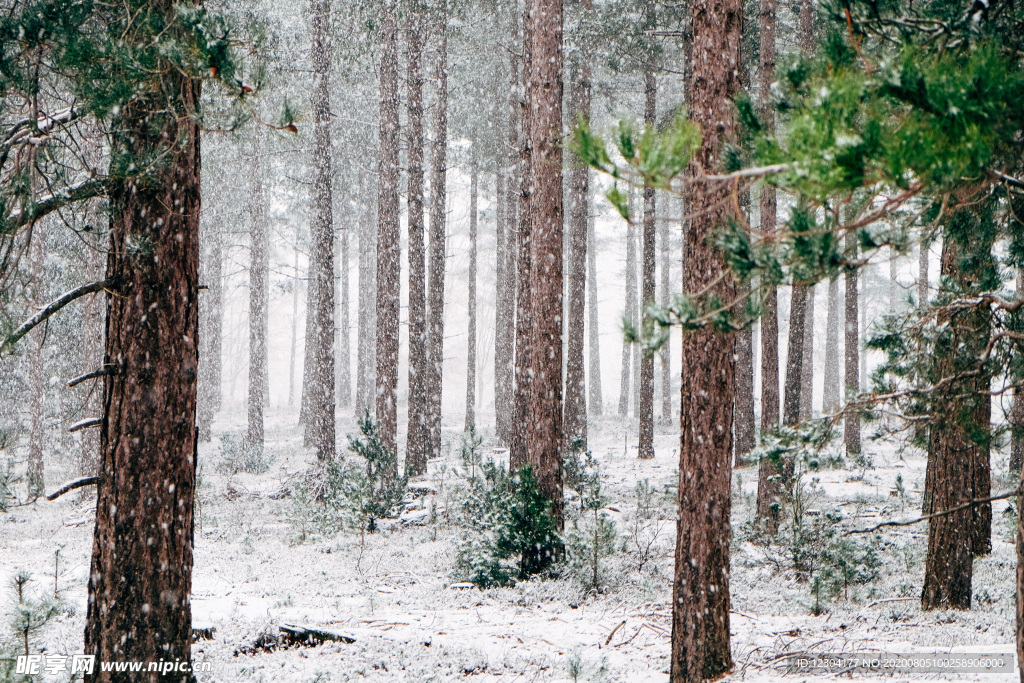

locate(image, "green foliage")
(1, 570), (66, 681)
(0, 458), (16, 513)
(564, 447), (618, 591)
(454, 464), (561, 588)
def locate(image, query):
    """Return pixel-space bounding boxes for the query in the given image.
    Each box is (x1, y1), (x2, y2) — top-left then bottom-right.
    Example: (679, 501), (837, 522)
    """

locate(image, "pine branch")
(3, 176), (109, 234)
(0, 279), (112, 357)
(846, 487), (1020, 536)
(46, 476), (99, 502)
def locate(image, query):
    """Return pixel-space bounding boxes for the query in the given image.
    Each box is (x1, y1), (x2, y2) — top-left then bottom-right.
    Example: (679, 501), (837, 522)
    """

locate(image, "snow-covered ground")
(1, 407), (1017, 682)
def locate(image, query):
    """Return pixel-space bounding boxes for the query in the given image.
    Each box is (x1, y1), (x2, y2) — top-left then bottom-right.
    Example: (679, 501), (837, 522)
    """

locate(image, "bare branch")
(67, 364), (117, 388)
(0, 279), (111, 356)
(68, 417), (103, 433)
(3, 176), (109, 233)
(46, 476), (99, 502)
(846, 487), (1020, 536)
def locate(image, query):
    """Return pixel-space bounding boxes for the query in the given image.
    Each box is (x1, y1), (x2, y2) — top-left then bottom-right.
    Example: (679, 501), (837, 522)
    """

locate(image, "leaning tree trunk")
(523, 0), (565, 528)
(305, 0), (336, 460)
(822, 275), (840, 414)
(245, 126), (269, 458)
(465, 158), (478, 432)
(375, 0), (401, 456)
(638, 66), (657, 461)
(426, 26), (450, 462)
(619, 214), (638, 417)
(670, 1), (740, 679)
(563, 43), (590, 451)
(84, 67), (201, 680)
(405, 14), (429, 475)
(587, 208), (603, 416)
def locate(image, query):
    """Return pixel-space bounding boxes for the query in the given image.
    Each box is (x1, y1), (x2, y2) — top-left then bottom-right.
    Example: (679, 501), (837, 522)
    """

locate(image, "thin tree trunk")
(524, 0), (565, 527)
(81, 205), (106, 473)
(356, 180), (378, 417)
(465, 158), (478, 432)
(638, 67), (657, 460)
(245, 127), (269, 457)
(918, 240), (929, 307)
(845, 235), (862, 458)
(494, 163), (512, 441)
(288, 232), (300, 408)
(375, 0), (401, 455)
(510, 5), (532, 472)
(1012, 271), (1024, 474)
(619, 212), (637, 417)
(783, 285), (807, 427)
(659, 198), (671, 423)
(822, 275), (841, 413)
(306, 0), (336, 460)
(426, 26), (450, 462)
(587, 207), (603, 416)
(563, 31), (590, 450)
(755, 0), (781, 522)
(27, 226), (46, 494)
(84, 67), (201, 676)
(406, 14), (429, 475)
(337, 212), (351, 408)
(800, 284), (814, 419)
(670, 1), (740, 678)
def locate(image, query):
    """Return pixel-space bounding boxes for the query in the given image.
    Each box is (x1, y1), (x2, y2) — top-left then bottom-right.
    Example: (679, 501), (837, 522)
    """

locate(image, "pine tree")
(638, 64), (657, 461)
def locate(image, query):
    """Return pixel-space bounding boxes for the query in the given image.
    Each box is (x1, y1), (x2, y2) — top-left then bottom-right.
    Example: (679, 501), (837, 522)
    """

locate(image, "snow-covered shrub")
(565, 449), (618, 592)
(0, 571), (67, 682)
(216, 434), (274, 475)
(453, 463), (561, 588)
(0, 457), (16, 512)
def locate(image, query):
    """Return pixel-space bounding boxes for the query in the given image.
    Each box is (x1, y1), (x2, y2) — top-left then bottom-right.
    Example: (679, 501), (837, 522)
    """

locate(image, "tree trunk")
(356, 180), (377, 417)
(822, 275), (840, 414)
(27, 225), (46, 495)
(81, 201), (107, 473)
(800, 284), (815, 419)
(510, 5), (532, 472)
(523, 0), (565, 527)
(337, 209), (351, 409)
(563, 39), (590, 451)
(783, 285), (807, 427)
(659, 197), (671, 423)
(638, 67), (657, 461)
(406, 14), (429, 475)
(288, 232), (300, 408)
(918, 240), (929, 307)
(426, 26), (450, 462)
(495, 24), (520, 445)
(245, 127), (269, 457)
(670, 1), (740, 679)
(844, 236), (862, 457)
(465, 158), (478, 432)
(619, 213), (637, 417)
(587, 207), (603, 417)
(1012, 271), (1024, 474)
(84, 68), (200, 680)
(375, 0), (401, 455)
(305, 0), (336, 460)
(494, 165), (512, 442)
(755, 0), (781, 522)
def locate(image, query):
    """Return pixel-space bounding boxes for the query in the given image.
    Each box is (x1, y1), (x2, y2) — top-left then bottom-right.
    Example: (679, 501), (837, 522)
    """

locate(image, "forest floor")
(0, 407), (1018, 682)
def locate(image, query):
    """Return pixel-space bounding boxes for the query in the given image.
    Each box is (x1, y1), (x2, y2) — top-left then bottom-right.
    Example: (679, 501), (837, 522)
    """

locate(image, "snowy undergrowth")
(0, 407), (1017, 681)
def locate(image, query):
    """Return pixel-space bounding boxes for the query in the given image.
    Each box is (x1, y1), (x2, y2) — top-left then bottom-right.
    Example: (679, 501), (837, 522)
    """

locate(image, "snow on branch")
(0, 279), (112, 357)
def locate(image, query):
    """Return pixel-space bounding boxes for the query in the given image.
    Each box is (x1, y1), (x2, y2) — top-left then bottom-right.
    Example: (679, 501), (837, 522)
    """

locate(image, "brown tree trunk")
(305, 0), (336, 460)
(638, 67), (657, 460)
(619, 212), (637, 417)
(783, 285), (807, 427)
(845, 235), (862, 458)
(563, 30), (590, 450)
(800, 285), (815, 419)
(822, 275), (840, 413)
(755, 0), (781, 522)
(406, 15), (429, 475)
(465, 158), (478, 432)
(426, 26), (450, 462)
(587, 208), (603, 416)
(523, 0), (564, 527)
(84, 70), (201, 681)
(510, 5), (532, 472)
(670, 1), (740, 679)
(1017, 502), (1024, 683)
(337, 209), (351, 409)
(245, 127), (269, 457)
(1012, 273), (1024, 473)
(375, 0), (401, 455)
(659, 198), (672, 423)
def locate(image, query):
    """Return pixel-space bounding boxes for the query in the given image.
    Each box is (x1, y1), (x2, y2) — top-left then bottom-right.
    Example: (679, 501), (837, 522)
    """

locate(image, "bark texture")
(822, 275), (840, 413)
(844, 238), (862, 457)
(245, 127), (269, 457)
(84, 68), (201, 681)
(523, 0), (565, 527)
(670, 1), (740, 679)
(619, 213), (637, 417)
(375, 0), (401, 454)
(638, 67), (657, 460)
(800, 285), (814, 419)
(406, 15), (429, 475)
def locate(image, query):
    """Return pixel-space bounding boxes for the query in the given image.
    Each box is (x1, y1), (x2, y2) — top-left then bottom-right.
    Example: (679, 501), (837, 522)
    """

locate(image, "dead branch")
(68, 417), (102, 433)
(67, 364), (117, 388)
(0, 279), (111, 356)
(46, 476), (99, 501)
(847, 487), (1019, 535)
